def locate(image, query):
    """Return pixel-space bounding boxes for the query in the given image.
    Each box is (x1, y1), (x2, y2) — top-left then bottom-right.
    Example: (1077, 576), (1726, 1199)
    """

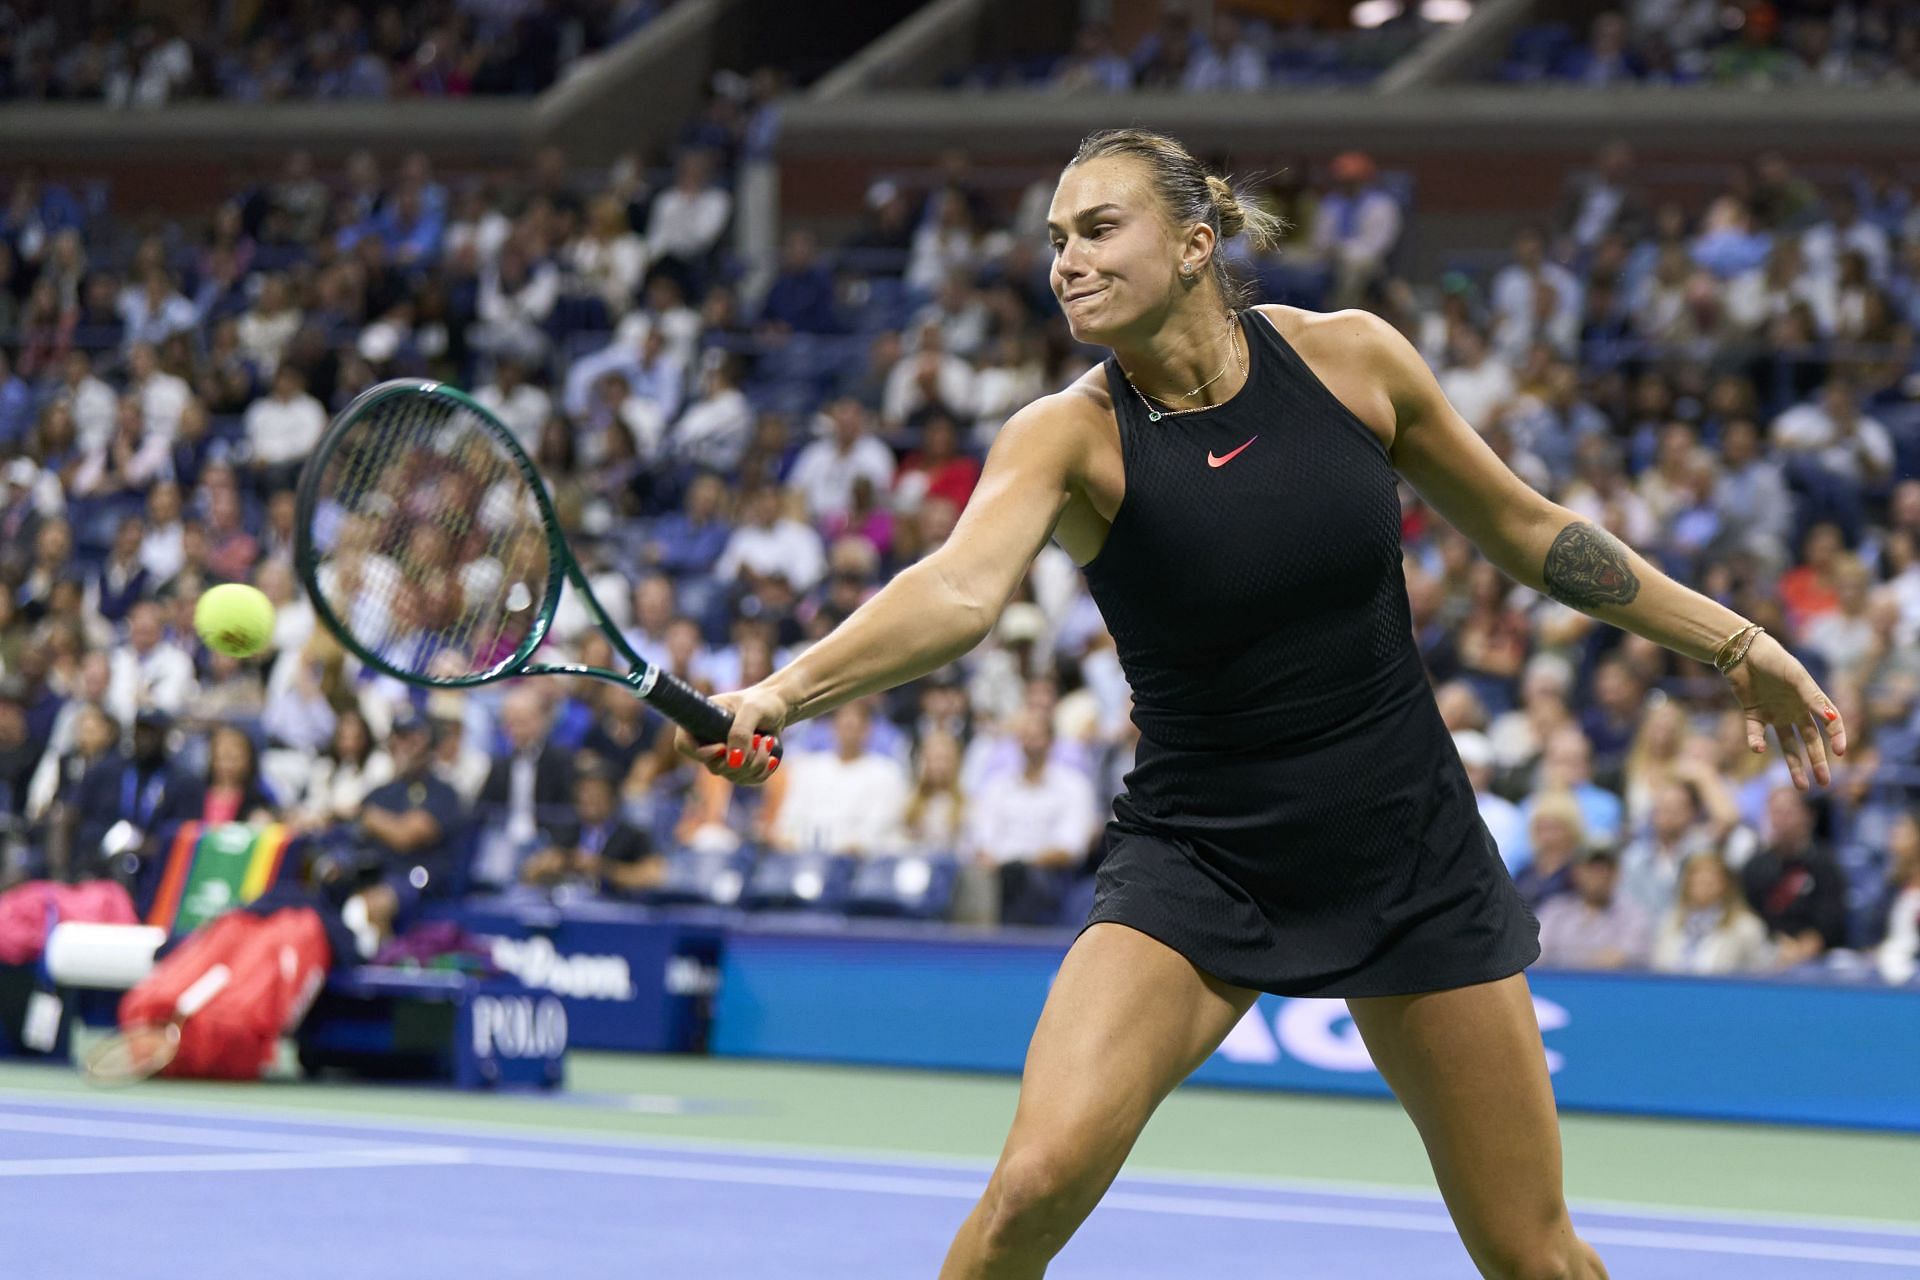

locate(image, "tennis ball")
(194, 583), (276, 658)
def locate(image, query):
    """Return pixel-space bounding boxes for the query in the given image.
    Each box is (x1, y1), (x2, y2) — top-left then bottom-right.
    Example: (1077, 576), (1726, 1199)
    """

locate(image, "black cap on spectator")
(133, 708), (174, 730)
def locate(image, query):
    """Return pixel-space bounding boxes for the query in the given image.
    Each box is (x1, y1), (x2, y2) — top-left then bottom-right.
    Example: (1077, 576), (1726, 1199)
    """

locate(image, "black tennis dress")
(1079, 309), (1540, 998)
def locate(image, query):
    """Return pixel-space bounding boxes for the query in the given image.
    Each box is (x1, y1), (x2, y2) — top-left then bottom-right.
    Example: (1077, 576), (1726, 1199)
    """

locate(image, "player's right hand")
(676, 682), (792, 786)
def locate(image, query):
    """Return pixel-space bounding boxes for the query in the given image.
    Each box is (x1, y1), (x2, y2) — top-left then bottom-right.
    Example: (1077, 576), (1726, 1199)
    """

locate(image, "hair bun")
(1205, 174), (1245, 238)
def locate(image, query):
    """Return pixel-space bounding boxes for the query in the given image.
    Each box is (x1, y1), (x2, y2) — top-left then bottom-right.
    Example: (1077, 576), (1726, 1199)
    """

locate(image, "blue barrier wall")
(429, 898), (724, 1053)
(711, 924), (1920, 1132)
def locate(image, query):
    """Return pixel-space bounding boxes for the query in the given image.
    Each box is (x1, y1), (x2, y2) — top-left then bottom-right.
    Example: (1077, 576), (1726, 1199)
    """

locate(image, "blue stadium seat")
(640, 848), (756, 909)
(740, 851), (855, 913)
(844, 853), (958, 920)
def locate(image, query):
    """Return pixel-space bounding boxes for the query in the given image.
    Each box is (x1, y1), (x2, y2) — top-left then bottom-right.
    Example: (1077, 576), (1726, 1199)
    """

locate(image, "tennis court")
(4, 1055), (1917, 1278)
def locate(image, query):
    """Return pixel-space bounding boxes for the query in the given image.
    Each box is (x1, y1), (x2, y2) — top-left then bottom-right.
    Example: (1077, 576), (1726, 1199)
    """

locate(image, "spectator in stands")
(244, 365), (327, 493)
(1618, 775), (1725, 919)
(1514, 788), (1585, 907)
(1182, 12), (1266, 92)
(1526, 726), (1624, 845)
(237, 275), (302, 376)
(787, 398), (896, 523)
(1537, 845), (1651, 969)
(1311, 151), (1402, 310)
(342, 715), (465, 944)
(961, 706), (1098, 926)
(760, 229), (841, 335)
(1436, 325), (1515, 430)
(902, 729), (967, 855)
(106, 600), (196, 727)
(521, 759), (661, 895)
(1743, 785), (1849, 967)
(716, 485), (826, 596)
(294, 708), (392, 833)
(1804, 553), (1878, 678)
(769, 699), (909, 855)
(1651, 852), (1774, 975)
(647, 149), (731, 283)
(1051, 24), (1133, 93)
(569, 193), (649, 319)
(480, 685), (576, 848)
(1872, 814), (1920, 985)
(1454, 729), (1527, 874)
(884, 321), (976, 428)
(893, 410), (981, 517)
(1771, 378), (1896, 495)
(473, 357), (553, 453)
(1557, 140), (1650, 253)
(668, 352), (753, 473)
(156, 723), (277, 828)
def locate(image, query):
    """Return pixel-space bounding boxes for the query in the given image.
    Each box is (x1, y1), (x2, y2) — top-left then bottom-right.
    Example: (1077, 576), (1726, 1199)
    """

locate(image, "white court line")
(0, 1111), (417, 1153)
(3, 1095), (1917, 1246)
(0, 1147), (469, 1178)
(448, 1147), (1920, 1268)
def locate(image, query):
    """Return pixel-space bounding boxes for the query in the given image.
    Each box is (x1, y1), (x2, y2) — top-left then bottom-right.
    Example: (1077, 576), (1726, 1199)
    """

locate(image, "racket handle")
(646, 669), (784, 762)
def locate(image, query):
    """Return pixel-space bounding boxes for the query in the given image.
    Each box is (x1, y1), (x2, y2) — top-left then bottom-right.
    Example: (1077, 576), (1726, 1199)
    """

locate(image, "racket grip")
(646, 669), (784, 762)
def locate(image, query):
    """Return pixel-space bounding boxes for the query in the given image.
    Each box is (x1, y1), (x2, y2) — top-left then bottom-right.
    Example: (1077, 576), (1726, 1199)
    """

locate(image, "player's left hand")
(1724, 631), (1846, 790)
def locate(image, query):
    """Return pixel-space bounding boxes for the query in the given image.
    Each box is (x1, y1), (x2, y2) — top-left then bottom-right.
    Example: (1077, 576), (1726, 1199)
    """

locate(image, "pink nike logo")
(1207, 436), (1257, 468)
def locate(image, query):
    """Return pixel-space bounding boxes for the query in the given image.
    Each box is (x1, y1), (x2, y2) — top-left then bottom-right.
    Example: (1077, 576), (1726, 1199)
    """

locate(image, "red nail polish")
(728, 749), (745, 768)
(768, 757), (780, 774)
(752, 735), (763, 748)
(1823, 709), (1838, 722)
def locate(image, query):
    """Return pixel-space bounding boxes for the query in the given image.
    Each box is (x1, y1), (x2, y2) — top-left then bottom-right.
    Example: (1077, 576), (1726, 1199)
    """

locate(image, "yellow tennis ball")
(193, 583), (276, 658)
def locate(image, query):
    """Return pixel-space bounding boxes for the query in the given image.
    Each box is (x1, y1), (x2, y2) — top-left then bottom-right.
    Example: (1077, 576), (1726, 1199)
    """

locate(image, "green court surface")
(3, 1052), (1916, 1228)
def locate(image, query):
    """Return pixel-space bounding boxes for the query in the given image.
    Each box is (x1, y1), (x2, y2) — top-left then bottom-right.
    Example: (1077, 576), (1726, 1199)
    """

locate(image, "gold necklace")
(1124, 321), (1244, 422)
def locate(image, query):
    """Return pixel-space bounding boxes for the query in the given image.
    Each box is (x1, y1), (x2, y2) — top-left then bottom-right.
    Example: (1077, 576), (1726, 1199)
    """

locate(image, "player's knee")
(978, 1148), (1087, 1257)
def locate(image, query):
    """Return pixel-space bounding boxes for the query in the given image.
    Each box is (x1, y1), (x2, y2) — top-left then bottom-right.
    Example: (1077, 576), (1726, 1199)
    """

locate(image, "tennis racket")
(84, 1021), (181, 1086)
(293, 378), (774, 760)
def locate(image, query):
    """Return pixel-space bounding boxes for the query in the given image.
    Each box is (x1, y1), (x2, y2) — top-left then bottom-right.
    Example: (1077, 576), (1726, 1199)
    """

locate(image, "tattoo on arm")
(1542, 521), (1640, 610)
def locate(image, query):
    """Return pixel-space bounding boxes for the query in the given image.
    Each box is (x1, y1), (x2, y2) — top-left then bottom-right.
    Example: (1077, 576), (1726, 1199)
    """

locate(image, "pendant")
(1148, 409), (1162, 422)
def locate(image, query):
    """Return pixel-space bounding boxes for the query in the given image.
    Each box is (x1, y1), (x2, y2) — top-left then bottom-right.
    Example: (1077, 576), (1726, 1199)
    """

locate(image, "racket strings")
(312, 390), (551, 681)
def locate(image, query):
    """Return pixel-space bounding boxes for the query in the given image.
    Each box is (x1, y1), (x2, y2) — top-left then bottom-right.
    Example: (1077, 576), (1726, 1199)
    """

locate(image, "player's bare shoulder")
(1251, 303), (1400, 452)
(986, 367), (1116, 480)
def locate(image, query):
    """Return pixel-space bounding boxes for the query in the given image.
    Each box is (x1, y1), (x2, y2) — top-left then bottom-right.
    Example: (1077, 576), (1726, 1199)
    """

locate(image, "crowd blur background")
(0, 0), (1916, 984)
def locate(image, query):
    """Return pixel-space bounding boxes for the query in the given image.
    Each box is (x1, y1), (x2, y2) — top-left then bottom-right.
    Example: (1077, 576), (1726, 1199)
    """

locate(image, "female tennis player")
(679, 129), (1844, 1279)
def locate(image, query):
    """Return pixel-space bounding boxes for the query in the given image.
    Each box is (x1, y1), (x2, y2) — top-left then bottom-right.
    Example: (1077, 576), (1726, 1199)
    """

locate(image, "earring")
(1182, 264), (1194, 276)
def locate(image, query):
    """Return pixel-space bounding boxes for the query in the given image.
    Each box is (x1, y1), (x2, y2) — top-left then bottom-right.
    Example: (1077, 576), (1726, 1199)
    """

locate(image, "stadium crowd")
(0, 0), (640, 105)
(0, 92), (1917, 979)
(1497, 0), (1920, 87)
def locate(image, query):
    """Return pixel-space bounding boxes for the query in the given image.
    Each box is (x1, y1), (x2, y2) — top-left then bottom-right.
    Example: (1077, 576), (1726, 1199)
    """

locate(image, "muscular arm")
(1356, 313), (1744, 665)
(765, 395), (1088, 724)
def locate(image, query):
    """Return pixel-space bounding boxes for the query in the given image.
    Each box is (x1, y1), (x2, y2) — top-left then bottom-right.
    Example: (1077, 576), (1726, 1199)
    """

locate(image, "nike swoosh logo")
(1207, 436), (1257, 468)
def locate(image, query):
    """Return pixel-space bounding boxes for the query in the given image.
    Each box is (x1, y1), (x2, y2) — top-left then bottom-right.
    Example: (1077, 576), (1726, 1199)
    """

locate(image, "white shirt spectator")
(964, 761), (1098, 866)
(1802, 218), (1891, 285)
(1438, 354), (1517, 428)
(647, 186), (731, 263)
(237, 306), (303, 376)
(61, 372), (118, 452)
(1877, 885), (1920, 985)
(568, 234), (649, 316)
(1770, 402), (1895, 484)
(107, 640), (198, 726)
(247, 388), (329, 466)
(716, 518), (826, 593)
(136, 369), (191, 441)
(883, 350), (977, 426)
(473, 379), (553, 453)
(1310, 189), (1402, 270)
(118, 288), (198, 350)
(139, 520), (185, 582)
(787, 435), (897, 521)
(771, 750), (910, 855)
(669, 386), (753, 472)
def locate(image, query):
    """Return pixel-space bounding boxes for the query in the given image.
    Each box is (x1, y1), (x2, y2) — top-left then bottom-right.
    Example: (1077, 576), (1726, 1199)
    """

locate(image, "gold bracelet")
(1719, 625), (1766, 675)
(1712, 621), (1759, 671)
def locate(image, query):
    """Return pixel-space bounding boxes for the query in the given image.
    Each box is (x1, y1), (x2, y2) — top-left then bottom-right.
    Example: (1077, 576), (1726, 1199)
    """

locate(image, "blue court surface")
(3, 1091), (1919, 1278)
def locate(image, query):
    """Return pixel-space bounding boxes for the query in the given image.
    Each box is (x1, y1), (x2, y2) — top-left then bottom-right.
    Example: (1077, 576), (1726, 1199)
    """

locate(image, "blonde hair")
(1069, 128), (1286, 313)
